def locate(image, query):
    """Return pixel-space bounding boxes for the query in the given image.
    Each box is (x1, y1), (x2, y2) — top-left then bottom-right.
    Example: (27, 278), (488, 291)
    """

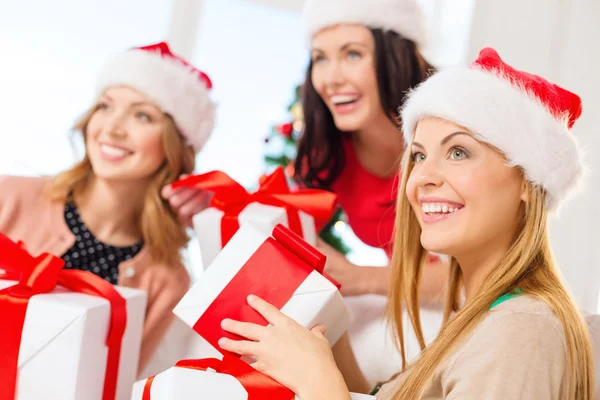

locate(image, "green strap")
(490, 289), (523, 309)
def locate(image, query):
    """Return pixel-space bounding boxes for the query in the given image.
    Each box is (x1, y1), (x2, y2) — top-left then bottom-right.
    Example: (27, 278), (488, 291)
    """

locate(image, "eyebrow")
(100, 94), (152, 108)
(412, 131), (471, 149)
(311, 42), (370, 53)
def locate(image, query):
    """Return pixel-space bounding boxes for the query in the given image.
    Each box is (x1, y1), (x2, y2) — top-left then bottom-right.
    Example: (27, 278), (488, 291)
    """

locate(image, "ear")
(520, 179), (529, 203)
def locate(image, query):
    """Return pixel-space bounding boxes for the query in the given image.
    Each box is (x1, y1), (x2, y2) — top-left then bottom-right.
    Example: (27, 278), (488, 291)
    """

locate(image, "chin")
(332, 115), (367, 132)
(420, 234), (456, 257)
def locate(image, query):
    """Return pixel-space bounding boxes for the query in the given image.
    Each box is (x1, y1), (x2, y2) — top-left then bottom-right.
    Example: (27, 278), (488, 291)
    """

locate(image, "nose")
(102, 111), (127, 138)
(413, 157), (444, 188)
(323, 60), (344, 87)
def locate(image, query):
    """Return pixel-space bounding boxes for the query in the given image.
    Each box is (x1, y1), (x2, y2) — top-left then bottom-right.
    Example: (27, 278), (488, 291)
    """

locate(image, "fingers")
(221, 318), (265, 342)
(247, 295), (287, 326)
(310, 324), (327, 336)
(218, 337), (259, 357)
(160, 173), (192, 199)
(177, 195), (208, 225)
(165, 187), (200, 210)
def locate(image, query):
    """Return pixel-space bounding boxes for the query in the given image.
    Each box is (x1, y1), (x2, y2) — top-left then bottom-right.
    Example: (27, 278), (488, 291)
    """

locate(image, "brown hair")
(294, 29), (435, 189)
(387, 141), (594, 399)
(49, 104), (195, 266)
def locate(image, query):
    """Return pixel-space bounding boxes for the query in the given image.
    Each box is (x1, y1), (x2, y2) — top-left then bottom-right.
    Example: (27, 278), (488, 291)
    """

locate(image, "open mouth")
(99, 143), (133, 161)
(421, 202), (465, 223)
(330, 94), (360, 114)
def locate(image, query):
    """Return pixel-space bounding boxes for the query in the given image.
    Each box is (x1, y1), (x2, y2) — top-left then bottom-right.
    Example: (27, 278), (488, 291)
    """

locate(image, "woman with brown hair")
(217, 47), (594, 399)
(163, 0), (449, 385)
(0, 42), (216, 372)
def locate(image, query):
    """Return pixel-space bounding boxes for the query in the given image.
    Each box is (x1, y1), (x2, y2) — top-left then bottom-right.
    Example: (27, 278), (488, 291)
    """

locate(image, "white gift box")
(0, 279), (147, 400)
(131, 365), (375, 400)
(193, 202), (317, 269)
(175, 223), (351, 351)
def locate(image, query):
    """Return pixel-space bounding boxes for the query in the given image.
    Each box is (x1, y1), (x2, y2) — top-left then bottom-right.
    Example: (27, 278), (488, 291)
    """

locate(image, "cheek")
(405, 173), (420, 210)
(134, 127), (166, 163)
(353, 61), (378, 98)
(311, 68), (326, 96)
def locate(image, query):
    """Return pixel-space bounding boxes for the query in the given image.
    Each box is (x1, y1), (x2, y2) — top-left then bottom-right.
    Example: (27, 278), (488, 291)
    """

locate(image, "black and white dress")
(61, 201), (143, 284)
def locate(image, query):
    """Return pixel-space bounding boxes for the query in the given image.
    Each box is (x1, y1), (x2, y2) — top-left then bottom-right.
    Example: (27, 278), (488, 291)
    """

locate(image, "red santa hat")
(401, 47), (585, 212)
(302, 0), (428, 47)
(95, 42), (216, 153)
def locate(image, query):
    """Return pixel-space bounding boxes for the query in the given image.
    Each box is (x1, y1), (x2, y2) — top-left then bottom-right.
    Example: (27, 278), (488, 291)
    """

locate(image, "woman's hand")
(317, 239), (381, 296)
(219, 294), (351, 400)
(161, 174), (212, 228)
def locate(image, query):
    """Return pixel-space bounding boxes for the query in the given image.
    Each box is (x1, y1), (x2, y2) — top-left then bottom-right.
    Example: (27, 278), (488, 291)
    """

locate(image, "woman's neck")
(73, 176), (148, 246)
(456, 239), (514, 304)
(352, 114), (404, 178)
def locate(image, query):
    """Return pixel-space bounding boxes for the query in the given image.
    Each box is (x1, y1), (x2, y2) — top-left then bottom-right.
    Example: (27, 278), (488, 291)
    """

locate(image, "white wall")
(466, 0), (600, 312)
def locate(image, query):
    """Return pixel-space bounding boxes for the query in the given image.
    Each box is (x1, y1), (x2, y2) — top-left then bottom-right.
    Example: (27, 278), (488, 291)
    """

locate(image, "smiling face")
(85, 86), (168, 183)
(310, 24), (387, 132)
(405, 118), (527, 259)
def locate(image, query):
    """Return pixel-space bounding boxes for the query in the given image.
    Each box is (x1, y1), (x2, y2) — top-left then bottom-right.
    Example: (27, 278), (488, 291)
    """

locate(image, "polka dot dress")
(61, 202), (144, 284)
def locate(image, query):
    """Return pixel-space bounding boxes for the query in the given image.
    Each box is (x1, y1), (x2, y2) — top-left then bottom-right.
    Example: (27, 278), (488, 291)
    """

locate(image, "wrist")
(299, 366), (349, 400)
(361, 267), (390, 295)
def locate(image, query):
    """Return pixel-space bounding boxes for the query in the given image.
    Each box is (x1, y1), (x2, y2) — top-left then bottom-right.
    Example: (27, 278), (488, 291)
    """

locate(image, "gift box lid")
(174, 223), (337, 325)
(0, 280), (144, 367)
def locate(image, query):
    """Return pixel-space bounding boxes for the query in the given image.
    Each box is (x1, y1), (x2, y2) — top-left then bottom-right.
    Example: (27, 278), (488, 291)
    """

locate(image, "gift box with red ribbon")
(131, 354), (375, 400)
(171, 167), (337, 269)
(173, 223), (352, 354)
(0, 233), (147, 400)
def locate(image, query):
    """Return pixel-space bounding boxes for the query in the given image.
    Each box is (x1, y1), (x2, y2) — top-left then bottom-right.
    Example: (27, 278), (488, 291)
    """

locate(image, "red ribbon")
(171, 167), (337, 247)
(0, 233), (127, 400)
(141, 354), (294, 400)
(191, 223), (339, 356)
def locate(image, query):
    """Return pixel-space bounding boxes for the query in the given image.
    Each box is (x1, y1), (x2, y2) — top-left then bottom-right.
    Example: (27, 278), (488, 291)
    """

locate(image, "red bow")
(192, 223), (339, 356)
(171, 167), (337, 247)
(142, 355), (295, 399)
(0, 234), (127, 400)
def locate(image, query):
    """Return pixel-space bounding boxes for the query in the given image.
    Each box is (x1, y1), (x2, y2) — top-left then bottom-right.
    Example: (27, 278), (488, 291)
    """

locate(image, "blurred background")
(0, 0), (598, 312)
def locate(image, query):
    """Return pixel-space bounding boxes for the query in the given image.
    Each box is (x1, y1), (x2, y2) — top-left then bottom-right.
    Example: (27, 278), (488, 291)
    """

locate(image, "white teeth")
(331, 94), (359, 105)
(421, 202), (462, 215)
(100, 144), (129, 157)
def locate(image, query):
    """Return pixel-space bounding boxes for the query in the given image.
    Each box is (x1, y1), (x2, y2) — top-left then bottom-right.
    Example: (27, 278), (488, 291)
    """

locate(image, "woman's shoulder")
(468, 295), (564, 347)
(0, 175), (53, 201)
(446, 295), (567, 374)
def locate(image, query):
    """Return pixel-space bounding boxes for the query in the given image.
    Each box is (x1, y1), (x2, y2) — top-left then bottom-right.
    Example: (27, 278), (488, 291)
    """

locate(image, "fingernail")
(218, 338), (227, 347)
(247, 294), (257, 303)
(221, 319), (230, 328)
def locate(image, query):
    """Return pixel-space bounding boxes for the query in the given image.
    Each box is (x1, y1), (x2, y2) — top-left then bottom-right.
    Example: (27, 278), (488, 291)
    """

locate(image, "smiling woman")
(0, 42), (216, 373)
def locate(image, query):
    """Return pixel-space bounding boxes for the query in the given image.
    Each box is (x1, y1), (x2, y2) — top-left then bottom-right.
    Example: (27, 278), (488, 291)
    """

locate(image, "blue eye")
(312, 54), (326, 64)
(449, 147), (468, 160)
(97, 102), (111, 112)
(347, 50), (361, 60)
(412, 152), (426, 163)
(136, 112), (152, 123)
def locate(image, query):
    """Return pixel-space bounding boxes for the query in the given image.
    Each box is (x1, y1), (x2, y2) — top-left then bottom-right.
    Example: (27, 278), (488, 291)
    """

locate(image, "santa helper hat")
(401, 47), (585, 212)
(302, 0), (428, 47)
(95, 42), (216, 153)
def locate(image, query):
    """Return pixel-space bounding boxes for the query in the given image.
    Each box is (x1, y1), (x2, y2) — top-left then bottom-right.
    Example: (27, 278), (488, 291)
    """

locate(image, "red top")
(331, 140), (398, 256)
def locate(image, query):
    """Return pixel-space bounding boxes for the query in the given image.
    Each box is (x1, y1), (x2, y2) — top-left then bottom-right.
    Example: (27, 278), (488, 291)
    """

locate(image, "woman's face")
(86, 86), (167, 183)
(310, 24), (385, 132)
(405, 118), (527, 259)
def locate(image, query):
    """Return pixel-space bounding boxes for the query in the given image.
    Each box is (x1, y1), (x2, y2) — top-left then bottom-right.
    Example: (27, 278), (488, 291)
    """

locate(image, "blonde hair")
(386, 139), (594, 399)
(49, 104), (196, 266)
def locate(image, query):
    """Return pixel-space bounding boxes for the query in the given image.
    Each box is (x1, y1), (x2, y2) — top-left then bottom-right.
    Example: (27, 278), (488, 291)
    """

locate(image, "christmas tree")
(264, 85), (350, 255)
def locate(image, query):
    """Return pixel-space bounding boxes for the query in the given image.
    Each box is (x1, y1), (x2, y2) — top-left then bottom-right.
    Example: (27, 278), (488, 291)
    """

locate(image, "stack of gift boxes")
(0, 167), (374, 399)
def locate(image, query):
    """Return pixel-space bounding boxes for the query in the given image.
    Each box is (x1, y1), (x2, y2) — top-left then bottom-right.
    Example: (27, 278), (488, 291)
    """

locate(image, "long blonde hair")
(49, 104), (196, 266)
(387, 140), (594, 399)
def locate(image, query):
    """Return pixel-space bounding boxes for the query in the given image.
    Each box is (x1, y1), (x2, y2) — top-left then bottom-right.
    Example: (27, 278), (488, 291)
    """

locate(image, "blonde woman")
(215, 47), (594, 399)
(0, 42), (216, 372)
